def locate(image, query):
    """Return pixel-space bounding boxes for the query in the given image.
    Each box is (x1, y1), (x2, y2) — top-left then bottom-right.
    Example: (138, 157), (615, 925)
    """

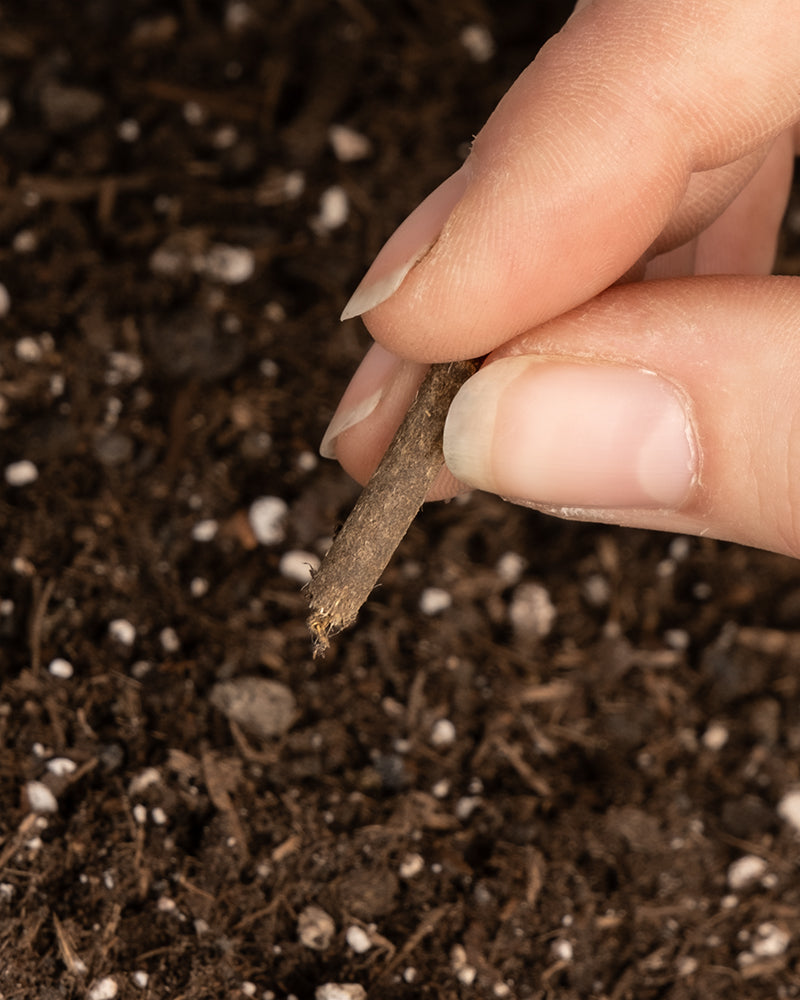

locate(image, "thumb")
(440, 276), (800, 557)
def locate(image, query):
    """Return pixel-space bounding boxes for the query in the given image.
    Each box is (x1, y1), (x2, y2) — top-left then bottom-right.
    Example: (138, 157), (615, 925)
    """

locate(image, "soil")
(3, 2), (800, 999)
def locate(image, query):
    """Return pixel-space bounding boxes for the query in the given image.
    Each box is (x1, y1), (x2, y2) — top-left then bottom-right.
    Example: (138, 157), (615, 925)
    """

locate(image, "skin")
(325, 0), (800, 557)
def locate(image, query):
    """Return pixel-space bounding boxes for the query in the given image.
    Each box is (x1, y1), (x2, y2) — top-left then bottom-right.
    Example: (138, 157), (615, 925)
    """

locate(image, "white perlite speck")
(192, 518), (219, 542)
(752, 922), (791, 958)
(328, 124), (373, 162)
(509, 582), (556, 638)
(345, 925), (372, 954)
(495, 551), (526, 586)
(419, 587), (452, 616)
(399, 853), (424, 879)
(430, 718), (457, 749)
(460, 23), (495, 62)
(777, 788), (800, 832)
(5, 460), (38, 487)
(727, 854), (768, 890)
(88, 977), (118, 1000)
(280, 550), (321, 585)
(298, 905), (336, 951)
(314, 186), (349, 231)
(315, 985), (366, 1000)
(48, 657), (74, 679)
(108, 618), (136, 646)
(159, 627), (180, 653)
(131, 971), (149, 989)
(249, 496), (289, 545)
(26, 781), (58, 814)
(702, 721), (729, 751)
(47, 757), (77, 777)
(203, 243), (255, 284)
(128, 767), (161, 797)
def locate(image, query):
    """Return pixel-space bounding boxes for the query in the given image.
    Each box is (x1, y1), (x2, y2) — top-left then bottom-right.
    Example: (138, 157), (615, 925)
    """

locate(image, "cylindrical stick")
(306, 358), (479, 656)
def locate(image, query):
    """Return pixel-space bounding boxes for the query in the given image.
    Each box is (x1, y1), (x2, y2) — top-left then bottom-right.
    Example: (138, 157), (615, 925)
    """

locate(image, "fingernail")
(340, 166), (470, 321)
(443, 357), (696, 511)
(320, 343), (402, 458)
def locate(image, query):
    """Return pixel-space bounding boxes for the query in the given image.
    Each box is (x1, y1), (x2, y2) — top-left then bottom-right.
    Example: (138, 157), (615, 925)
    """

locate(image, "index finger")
(342, 0), (800, 361)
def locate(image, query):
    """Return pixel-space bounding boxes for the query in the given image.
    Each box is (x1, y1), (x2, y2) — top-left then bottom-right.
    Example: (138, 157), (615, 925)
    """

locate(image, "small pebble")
(48, 657), (74, 679)
(26, 781), (58, 814)
(727, 854), (768, 890)
(345, 925), (372, 954)
(131, 971), (149, 989)
(328, 124), (372, 162)
(279, 550), (321, 584)
(419, 587), (452, 616)
(430, 718), (457, 749)
(5, 460), (38, 487)
(108, 618), (136, 646)
(240, 982), (257, 997)
(151, 807), (168, 826)
(297, 905), (336, 951)
(210, 677), (296, 740)
(192, 518), (219, 542)
(314, 986), (366, 1000)
(190, 576), (210, 597)
(777, 788), (800, 832)
(87, 978), (118, 1000)
(248, 496), (289, 545)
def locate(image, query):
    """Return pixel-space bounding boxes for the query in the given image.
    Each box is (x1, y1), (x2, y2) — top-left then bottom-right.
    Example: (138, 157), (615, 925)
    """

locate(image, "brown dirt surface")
(3, 2), (800, 999)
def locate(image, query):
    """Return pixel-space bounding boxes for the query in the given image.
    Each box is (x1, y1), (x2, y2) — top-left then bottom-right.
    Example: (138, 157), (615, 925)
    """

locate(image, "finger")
(340, 0), (800, 362)
(645, 130), (796, 278)
(437, 275), (800, 557)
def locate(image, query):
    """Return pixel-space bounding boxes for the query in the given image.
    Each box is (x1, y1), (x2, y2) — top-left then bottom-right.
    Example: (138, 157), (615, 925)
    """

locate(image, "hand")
(322, 0), (800, 557)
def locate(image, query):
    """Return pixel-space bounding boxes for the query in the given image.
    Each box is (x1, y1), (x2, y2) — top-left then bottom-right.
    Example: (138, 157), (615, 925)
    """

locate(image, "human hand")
(321, 0), (800, 557)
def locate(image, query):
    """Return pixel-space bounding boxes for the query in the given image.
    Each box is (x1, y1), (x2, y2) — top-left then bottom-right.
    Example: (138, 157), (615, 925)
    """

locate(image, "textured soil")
(3, 2), (800, 999)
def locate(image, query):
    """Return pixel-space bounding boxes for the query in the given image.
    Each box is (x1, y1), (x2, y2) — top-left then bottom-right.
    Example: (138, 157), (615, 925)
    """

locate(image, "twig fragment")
(306, 358), (478, 656)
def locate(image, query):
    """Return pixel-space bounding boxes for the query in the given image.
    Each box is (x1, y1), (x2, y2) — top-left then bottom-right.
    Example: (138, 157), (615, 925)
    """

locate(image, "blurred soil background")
(2, 1), (800, 998)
